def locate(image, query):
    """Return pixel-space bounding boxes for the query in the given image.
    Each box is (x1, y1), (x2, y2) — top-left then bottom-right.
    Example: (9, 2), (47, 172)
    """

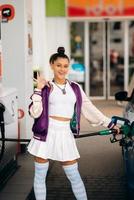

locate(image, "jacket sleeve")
(79, 86), (112, 128)
(29, 89), (43, 118)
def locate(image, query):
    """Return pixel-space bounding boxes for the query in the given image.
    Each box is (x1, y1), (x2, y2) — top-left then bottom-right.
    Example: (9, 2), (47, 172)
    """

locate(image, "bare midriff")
(49, 116), (71, 121)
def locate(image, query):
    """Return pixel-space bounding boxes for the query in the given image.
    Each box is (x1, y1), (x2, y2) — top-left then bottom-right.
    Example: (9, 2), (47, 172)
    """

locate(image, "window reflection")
(109, 22), (124, 96)
(129, 21), (134, 83)
(69, 22), (85, 90)
(89, 22), (104, 96)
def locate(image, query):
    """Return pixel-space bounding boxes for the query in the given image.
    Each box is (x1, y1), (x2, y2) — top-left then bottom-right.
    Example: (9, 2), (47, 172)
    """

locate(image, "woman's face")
(51, 58), (69, 81)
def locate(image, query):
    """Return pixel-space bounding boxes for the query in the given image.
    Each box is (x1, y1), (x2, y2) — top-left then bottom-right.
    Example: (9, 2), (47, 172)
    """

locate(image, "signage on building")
(0, 4), (15, 80)
(67, 0), (134, 17)
(0, 4), (15, 21)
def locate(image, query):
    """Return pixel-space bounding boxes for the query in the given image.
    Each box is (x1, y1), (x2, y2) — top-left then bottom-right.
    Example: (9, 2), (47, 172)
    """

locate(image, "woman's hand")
(112, 125), (120, 134)
(33, 72), (50, 90)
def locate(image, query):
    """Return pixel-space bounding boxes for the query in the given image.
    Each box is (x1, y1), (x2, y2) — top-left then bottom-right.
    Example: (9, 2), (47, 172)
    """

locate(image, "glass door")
(89, 22), (105, 97)
(89, 21), (125, 98)
(108, 21), (125, 97)
(128, 21), (134, 87)
(69, 22), (85, 90)
(70, 20), (127, 99)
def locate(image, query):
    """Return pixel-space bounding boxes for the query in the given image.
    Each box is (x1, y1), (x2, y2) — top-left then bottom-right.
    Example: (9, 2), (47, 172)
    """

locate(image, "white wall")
(32, 0), (48, 77)
(1, 0), (25, 92)
(46, 17), (70, 79)
(1, 0), (33, 139)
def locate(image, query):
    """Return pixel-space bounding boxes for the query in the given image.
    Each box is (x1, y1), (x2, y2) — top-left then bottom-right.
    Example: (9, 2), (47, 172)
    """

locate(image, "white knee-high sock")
(34, 162), (49, 200)
(63, 163), (88, 200)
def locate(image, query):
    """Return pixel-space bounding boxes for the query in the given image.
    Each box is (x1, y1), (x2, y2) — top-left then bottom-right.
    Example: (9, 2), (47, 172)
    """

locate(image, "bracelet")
(30, 92), (42, 100)
(34, 91), (42, 96)
(34, 88), (42, 91)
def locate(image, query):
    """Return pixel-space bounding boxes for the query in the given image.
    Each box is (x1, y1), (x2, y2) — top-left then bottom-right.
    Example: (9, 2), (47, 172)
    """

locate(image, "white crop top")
(49, 81), (76, 118)
(30, 81), (112, 128)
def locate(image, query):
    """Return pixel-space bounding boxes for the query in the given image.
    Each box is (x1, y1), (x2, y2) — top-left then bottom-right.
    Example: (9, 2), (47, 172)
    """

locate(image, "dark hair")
(49, 47), (69, 64)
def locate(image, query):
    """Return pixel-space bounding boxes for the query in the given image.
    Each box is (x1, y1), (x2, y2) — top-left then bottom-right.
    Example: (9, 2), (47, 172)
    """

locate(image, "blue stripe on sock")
(63, 163), (88, 200)
(34, 162), (49, 200)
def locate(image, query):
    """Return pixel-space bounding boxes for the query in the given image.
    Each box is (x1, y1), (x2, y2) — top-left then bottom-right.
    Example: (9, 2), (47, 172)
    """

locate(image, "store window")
(0, 20), (2, 81)
(69, 22), (85, 89)
(89, 22), (104, 97)
(109, 21), (124, 96)
(129, 21), (134, 83)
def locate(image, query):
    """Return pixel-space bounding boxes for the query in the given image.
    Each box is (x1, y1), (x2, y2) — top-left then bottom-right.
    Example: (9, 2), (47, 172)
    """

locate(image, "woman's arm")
(29, 72), (49, 118)
(79, 86), (113, 128)
(29, 89), (43, 118)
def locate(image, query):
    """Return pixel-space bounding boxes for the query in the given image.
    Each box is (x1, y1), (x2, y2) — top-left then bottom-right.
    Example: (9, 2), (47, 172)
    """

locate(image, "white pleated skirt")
(27, 118), (80, 161)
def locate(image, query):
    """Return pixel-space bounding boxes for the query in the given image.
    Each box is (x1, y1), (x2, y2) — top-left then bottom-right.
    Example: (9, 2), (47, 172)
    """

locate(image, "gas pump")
(0, 4), (19, 190)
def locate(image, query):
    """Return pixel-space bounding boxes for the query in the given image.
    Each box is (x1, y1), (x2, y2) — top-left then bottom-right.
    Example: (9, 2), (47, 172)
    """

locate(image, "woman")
(28, 47), (119, 200)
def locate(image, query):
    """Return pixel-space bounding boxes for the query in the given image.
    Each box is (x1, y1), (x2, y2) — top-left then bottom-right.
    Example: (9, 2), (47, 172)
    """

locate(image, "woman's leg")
(34, 157), (49, 200)
(61, 160), (88, 200)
